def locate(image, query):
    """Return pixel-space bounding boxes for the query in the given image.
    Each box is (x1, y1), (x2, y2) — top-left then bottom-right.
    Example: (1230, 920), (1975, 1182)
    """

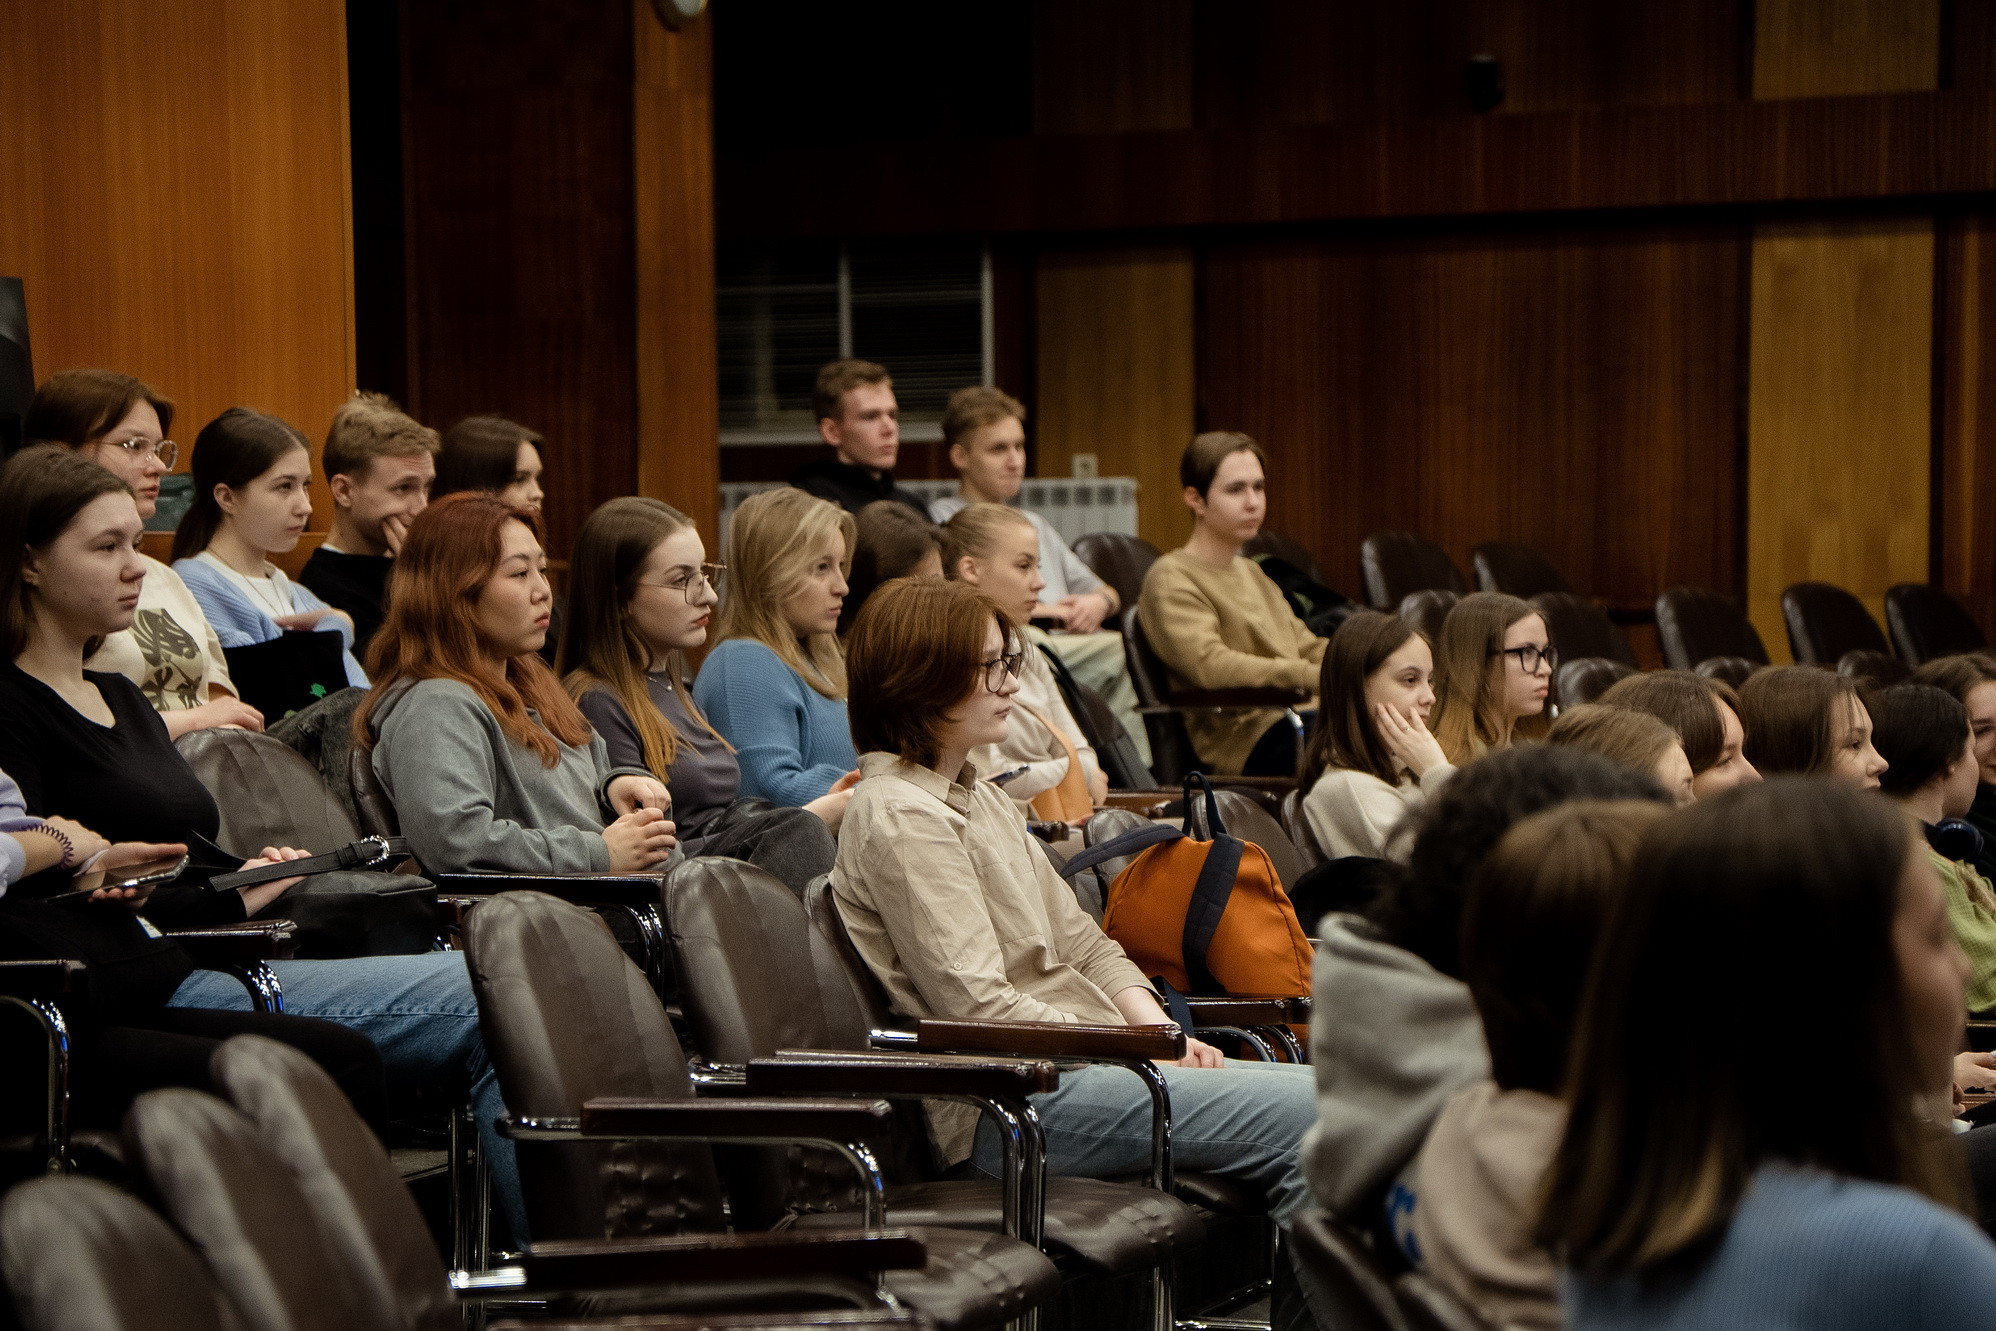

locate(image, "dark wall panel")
(1198, 225), (1747, 606)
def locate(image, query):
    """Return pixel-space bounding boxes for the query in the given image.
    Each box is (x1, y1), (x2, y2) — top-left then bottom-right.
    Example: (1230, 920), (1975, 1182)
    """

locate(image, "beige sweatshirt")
(1137, 549), (1325, 774)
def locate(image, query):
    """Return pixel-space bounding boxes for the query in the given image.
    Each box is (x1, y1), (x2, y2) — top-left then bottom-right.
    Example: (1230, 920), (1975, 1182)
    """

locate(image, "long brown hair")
(434, 414), (543, 499)
(169, 408), (311, 562)
(1599, 670), (1728, 775)
(1736, 665), (1862, 776)
(558, 496), (728, 776)
(25, 368), (175, 446)
(354, 492), (591, 765)
(713, 487), (854, 700)
(1537, 778), (1961, 1275)
(1302, 610), (1421, 788)
(847, 577), (1015, 769)
(0, 446), (134, 660)
(1430, 591), (1544, 760)
(1545, 704), (1681, 782)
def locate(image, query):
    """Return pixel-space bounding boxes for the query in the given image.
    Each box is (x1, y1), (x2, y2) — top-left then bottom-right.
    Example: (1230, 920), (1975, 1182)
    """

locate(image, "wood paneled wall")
(0, 0), (356, 538)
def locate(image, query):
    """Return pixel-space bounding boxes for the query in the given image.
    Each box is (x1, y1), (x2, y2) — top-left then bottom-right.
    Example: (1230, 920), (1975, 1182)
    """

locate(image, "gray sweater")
(370, 677), (649, 874)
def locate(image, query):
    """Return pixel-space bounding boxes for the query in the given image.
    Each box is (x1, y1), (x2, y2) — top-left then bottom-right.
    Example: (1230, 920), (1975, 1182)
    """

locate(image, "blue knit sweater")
(174, 555), (368, 688)
(1563, 1162), (1996, 1328)
(691, 638), (855, 808)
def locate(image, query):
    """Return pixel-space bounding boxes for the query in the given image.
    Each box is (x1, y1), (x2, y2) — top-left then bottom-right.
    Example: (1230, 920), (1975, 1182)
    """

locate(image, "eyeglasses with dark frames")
(977, 651), (1025, 693)
(1493, 643), (1558, 675)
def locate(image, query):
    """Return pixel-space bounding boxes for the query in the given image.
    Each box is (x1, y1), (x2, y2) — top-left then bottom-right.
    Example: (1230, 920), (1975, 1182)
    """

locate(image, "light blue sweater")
(1564, 1162), (1996, 1328)
(174, 555), (368, 688)
(691, 638), (856, 808)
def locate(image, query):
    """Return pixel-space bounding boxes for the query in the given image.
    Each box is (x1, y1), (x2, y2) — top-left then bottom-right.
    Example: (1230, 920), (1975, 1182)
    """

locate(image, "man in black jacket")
(787, 358), (929, 518)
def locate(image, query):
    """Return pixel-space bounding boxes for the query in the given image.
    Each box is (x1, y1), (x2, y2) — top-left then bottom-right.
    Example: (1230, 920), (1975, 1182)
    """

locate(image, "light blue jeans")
(169, 951), (523, 1248)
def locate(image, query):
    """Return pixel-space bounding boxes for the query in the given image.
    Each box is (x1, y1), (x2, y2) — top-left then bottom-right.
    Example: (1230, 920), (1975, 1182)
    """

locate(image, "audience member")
(1409, 800), (1667, 1329)
(1139, 431), (1325, 776)
(300, 391), (440, 655)
(560, 496), (840, 890)
(434, 414), (545, 515)
(1304, 746), (1667, 1225)
(942, 503), (1106, 818)
(1546, 704), (1694, 805)
(0, 446), (522, 1241)
(1429, 592), (1551, 762)
(1599, 669), (1762, 800)
(1737, 664), (1888, 788)
(839, 498), (943, 635)
(1910, 652), (1996, 886)
(692, 487), (862, 808)
(929, 386), (1146, 758)
(1298, 610), (1453, 861)
(170, 409), (368, 708)
(24, 368), (261, 736)
(356, 493), (677, 876)
(834, 577), (1320, 1311)
(1542, 778), (1996, 1325)
(787, 358), (928, 518)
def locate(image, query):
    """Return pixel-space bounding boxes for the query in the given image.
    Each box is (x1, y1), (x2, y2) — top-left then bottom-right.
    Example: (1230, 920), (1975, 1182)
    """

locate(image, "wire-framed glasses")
(638, 562), (726, 604)
(107, 437), (177, 468)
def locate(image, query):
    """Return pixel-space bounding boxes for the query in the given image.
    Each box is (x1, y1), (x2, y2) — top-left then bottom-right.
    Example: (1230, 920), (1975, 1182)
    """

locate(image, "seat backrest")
(1654, 586), (1768, 670)
(801, 874), (902, 1033)
(267, 685), (371, 832)
(1394, 1271), (1495, 1331)
(1886, 583), (1988, 665)
(176, 726), (363, 857)
(1529, 592), (1635, 669)
(1781, 581), (1888, 665)
(1287, 1209), (1409, 1331)
(1072, 531), (1162, 612)
(1836, 648), (1910, 689)
(210, 1036), (455, 1331)
(1552, 657), (1636, 709)
(1037, 643), (1154, 790)
(1244, 529), (1327, 586)
(0, 1175), (245, 1331)
(1693, 655), (1760, 688)
(1360, 531), (1465, 611)
(124, 1088), (373, 1331)
(1278, 788), (1323, 868)
(1120, 606), (1201, 785)
(1470, 542), (1570, 599)
(460, 890), (725, 1240)
(346, 744), (402, 838)
(1193, 790), (1308, 889)
(1395, 589), (1458, 645)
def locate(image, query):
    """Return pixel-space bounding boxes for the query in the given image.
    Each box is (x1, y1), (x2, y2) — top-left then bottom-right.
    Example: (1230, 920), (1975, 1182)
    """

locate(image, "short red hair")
(846, 578), (1015, 768)
(355, 492), (591, 765)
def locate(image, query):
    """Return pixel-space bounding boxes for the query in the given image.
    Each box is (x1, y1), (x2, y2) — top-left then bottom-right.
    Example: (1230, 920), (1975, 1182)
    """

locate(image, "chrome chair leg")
(1, 996), (71, 1174)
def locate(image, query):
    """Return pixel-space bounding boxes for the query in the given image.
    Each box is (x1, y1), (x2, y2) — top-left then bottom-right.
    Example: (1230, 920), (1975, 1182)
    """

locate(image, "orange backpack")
(1059, 775), (1314, 1034)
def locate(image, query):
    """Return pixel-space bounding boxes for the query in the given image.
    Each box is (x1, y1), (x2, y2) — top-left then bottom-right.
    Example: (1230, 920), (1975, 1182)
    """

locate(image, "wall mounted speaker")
(1466, 54), (1505, 113)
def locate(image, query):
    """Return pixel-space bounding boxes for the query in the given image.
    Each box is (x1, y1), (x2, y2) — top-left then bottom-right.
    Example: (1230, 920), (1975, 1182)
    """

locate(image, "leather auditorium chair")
(1780, 582), (1889, 667)
(1885, 583), (1988, 666)
(1471, 542), (1571, 600)
(1396, 590), (1459, 647)
(1361, 531), (1466, 612)
(1654, 587), (1769, 673)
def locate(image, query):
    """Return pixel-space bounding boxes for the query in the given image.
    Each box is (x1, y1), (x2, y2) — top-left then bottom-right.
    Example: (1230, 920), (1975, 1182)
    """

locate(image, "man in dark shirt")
(299, 392), (439, 657)
(787, 358), (930, 518)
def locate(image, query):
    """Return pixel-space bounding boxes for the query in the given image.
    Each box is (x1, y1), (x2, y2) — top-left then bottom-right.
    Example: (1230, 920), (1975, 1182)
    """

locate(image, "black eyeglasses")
(977, 651), (1025, 693)
(637, 562), (726, 605)
(1493, 643), (1558, 674)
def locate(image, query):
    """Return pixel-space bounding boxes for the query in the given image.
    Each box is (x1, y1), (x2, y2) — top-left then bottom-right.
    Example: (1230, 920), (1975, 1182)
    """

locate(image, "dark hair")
(813, 359), (892, 424)
(0, 445), (134, 659)
(434, 415), (544, 499)
(842, 500), (944, 635)
(847, 578), (1015, 768)
(1179, 431), (1268, 497)
(1367, 745), (1669, 979)
(168, 408), (312, 562)
(1910, 652), (1996, 706)
(25, 368), (175, 448)
(1538, 778), (1960, 1274)
(1302, 610), (1422, 788)
(1869, 684), (1971, 796)
(1463, 800), (1668, 1094)
(1737, 665), (1863, 776)
(1599, 670), (1728, 775)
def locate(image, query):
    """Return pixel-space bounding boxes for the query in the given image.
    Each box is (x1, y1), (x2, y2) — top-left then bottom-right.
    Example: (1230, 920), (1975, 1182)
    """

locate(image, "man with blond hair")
(300, 391), (440, 653)
(787, 358), (929, 518)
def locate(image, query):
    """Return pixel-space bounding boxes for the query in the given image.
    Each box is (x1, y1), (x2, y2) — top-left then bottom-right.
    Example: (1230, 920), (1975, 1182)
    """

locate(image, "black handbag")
(189, 833), (440, 960)
(221, 630), (350, 724)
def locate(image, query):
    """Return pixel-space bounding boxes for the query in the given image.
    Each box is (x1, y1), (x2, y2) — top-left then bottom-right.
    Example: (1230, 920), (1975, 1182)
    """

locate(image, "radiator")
(718, 477), (1140, 548)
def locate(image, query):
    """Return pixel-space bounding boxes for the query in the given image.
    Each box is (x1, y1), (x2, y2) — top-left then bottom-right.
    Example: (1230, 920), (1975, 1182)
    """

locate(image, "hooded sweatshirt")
(1303, 913), (1489, 1219)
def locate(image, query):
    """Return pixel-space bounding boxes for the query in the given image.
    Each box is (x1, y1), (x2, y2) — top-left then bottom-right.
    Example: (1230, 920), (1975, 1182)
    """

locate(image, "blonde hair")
(715, 487), (855, 699)
(941, 386), (1026, 450)
(1431, 591), (1545, 760)
(1546, 704), (1681, 782)
(322, 391), (439, 480)
(941, 501), (1036, 581)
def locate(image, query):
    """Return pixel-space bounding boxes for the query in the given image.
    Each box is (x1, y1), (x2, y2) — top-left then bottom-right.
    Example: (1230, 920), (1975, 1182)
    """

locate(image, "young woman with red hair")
(356, 493), (676, 875)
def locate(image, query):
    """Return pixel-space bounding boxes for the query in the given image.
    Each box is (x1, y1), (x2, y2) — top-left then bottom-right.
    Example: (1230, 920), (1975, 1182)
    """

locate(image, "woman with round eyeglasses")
(558, 497), (839, 889)
(24, 369), (264, 737)
(1429, 592), (1554, 762)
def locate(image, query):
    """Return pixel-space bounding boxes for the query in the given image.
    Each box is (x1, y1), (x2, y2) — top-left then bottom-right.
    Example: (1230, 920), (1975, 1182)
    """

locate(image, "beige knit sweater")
(1137, 549), (1325, 774)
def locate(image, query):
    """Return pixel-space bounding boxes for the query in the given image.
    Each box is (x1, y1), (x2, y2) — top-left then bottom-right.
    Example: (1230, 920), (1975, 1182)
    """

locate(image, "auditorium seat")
(1286, 1209), (1406, 1331)
(1120, 605), (1308, 784)
(1694, 656), (1760, 689)
(1397, 589), (1458, 645)
(1654, 587), (1769, 672)
(1471, 542), (1571, 600)
(1553, 657), (1636, 709)
(1836, 649), (1909, 689)
(1072, 531), (1161, 615)
(1530, 592), (1636, 669)
(1186, 789), (1311, 891)
(1245, 528), (1328, 586)
(1361, 531), (1466, 611)
(1780, 581), (1889, 666)
(1279, 788), (1324, 870)
(1885, 583), (1988, 665)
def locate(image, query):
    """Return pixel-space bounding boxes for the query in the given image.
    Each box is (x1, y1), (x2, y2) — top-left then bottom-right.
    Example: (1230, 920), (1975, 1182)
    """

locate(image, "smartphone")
(42, 853), (189, 905)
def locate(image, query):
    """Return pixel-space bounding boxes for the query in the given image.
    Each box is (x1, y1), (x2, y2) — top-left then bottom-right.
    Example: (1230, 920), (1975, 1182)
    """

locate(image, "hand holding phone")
(44, 844), (189, 908)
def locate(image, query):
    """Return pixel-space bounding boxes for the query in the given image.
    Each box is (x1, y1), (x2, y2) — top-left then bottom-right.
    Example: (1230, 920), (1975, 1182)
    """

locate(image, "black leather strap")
(205, 836), (410, 892)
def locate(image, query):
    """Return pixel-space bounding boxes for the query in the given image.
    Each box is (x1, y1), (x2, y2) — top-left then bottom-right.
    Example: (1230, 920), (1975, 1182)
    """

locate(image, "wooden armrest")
(514, 1230), (927, 1291)
(1101, 792), (1174, 817)
(1163, 686), (1310, 709)
(747, 1051), (1060, 1101)
(915, 1017), (1185, 1062)
(0, 959), (86, 999)
(433, 872), (663, 908)
(578, 1097), (895, 1141)
(169, 920), (298, 962)
(1177, 997), (1297, 1026)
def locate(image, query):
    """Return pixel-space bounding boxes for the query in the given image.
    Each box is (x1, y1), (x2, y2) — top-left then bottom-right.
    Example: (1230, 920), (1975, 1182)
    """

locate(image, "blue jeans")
(169, 951), (523, 1248)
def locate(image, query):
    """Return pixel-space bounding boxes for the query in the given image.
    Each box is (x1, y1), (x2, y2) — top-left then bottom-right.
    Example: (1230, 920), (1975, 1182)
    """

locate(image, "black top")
(576, 676), (740, 842)
(300, 545), (392, 657)
(786, 458), (931, 519)
(0, 665), (242, 927)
